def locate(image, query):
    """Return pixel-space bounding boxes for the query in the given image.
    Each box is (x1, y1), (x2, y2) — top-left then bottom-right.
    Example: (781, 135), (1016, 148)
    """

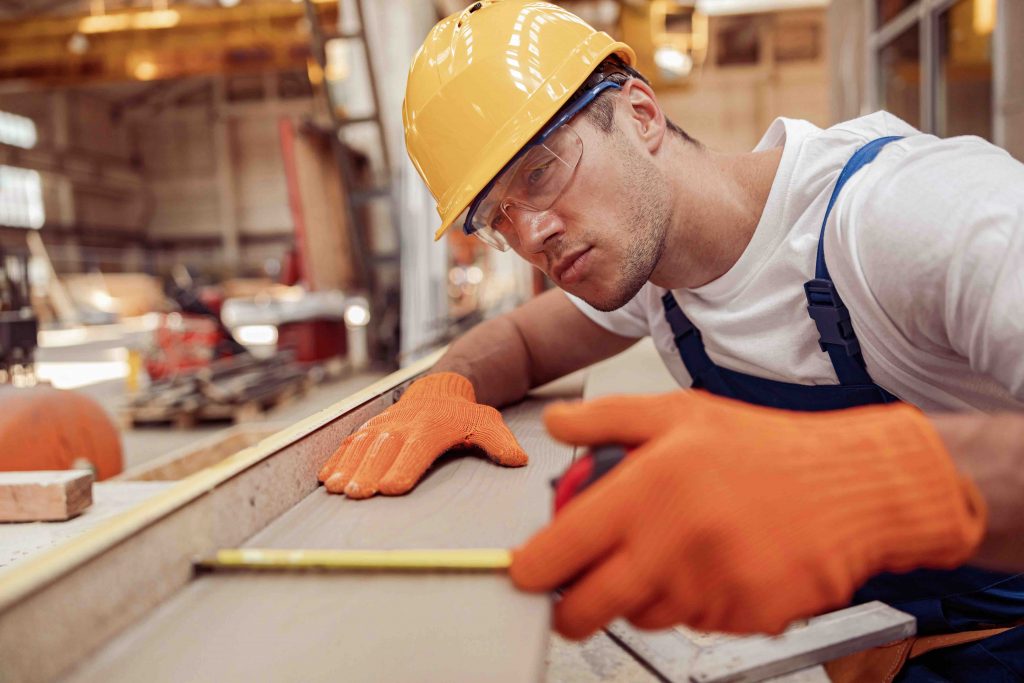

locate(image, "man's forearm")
(932, 412), (1024, 572)
(430, 290), (638, 408)
(431, 314), (533, 408)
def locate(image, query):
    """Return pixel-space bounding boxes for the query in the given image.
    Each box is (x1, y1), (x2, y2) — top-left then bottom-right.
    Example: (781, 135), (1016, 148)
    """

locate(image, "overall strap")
(661, 292), (734, 396)
(803, 135), (903, 387)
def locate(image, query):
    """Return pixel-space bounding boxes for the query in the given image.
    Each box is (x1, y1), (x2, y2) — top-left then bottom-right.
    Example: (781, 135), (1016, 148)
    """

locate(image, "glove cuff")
(808, 404), (986, 579)
(403, 372), (476, 403)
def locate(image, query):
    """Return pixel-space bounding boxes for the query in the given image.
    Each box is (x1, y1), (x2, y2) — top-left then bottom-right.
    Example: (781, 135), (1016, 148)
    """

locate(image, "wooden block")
(0, 471), (94, 523)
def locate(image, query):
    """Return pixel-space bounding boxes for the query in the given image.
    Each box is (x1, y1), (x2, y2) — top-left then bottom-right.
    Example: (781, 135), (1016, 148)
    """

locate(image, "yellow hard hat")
(403, 0), (635, 241)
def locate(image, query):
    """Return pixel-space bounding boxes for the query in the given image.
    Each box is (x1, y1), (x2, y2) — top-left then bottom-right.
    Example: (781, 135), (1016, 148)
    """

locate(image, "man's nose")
(511, 207), (563, 254)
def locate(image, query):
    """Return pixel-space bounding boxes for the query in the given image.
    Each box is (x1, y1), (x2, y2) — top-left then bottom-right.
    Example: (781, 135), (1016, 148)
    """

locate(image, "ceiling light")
(78, 9), (180, 34)
(344, 300), (371, 327)
(67, 32), (90, 55)
(0, 112), (38, 149)
(654, 46), (693, 80)
(133, 60), (159, 80)
(696, 0), (827, 15)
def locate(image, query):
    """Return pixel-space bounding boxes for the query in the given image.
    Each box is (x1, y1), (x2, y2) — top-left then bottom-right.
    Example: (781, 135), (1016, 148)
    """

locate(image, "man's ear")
(621, 79), (667, 153)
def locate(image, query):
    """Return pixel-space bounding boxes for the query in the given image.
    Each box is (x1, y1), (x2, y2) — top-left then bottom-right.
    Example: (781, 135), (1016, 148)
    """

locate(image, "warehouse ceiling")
(0, 0), (830, 90)
(0, 0), (336, 87)
(0, 1), (228, 20)
(0, 0), (831, 20)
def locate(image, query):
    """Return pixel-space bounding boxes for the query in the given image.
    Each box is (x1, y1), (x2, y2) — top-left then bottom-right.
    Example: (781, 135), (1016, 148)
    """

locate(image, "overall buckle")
(804, 278), (860, 356)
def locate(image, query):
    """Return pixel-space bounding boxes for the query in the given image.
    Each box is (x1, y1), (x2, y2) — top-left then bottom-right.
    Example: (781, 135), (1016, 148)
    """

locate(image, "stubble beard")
(585, 156), (669, 312)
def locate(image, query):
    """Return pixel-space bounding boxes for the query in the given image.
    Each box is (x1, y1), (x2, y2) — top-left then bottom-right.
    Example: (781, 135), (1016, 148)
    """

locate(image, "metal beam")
(0, 2), (338, 86)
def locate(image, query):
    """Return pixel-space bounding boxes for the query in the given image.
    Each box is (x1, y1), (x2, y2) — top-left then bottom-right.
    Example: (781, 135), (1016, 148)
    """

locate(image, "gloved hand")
(318, 372), (527, 498)
(509, 391), (986, 639)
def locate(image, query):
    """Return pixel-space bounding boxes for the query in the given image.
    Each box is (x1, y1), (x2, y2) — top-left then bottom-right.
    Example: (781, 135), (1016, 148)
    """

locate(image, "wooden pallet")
(120, 350), (319, 429)
(120, 374), (312, 429)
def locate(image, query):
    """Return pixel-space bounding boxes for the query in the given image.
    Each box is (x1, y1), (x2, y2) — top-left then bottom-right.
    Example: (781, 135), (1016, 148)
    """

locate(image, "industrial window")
(869, 0), (997, 142)
(773, 18), (822, 63)
(936, 0), (994, 139)
(0, 111), (37, 149)
(876, 0), (918, 26)
(878, 26), (921, 127)
(716, 18), (760, 66)
(0, 166), (45, 230)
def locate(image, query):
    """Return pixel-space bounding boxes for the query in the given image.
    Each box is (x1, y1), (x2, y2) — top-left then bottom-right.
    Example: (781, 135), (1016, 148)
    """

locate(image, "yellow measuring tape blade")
(200, 548), (513, 572)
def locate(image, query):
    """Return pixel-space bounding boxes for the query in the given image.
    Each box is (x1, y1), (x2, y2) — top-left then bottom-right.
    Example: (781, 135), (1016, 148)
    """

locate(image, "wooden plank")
(0, 350), (443, 683)
(62, 392), (577, 683)
(0, 482), (173, 571)
(0, 471), (94, 523)
(114, 426), (277, 482)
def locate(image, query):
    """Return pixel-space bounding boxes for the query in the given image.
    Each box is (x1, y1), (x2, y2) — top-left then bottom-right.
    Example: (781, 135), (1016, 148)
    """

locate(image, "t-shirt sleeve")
(565, 289), (650, 339)
(842, 135), (1024, 399)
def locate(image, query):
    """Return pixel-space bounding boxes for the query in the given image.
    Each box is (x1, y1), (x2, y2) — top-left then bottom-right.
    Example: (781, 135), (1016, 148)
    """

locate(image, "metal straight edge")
(0, 348), (445, 612)
(761, 666), (832, 683)
(689, 601), (916, 683)
(604, 621), (702, 683)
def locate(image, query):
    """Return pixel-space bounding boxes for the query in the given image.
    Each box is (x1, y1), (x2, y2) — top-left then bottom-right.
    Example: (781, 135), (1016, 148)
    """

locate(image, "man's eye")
(491, 210), (509, 231)
(527, 162), (551, 186)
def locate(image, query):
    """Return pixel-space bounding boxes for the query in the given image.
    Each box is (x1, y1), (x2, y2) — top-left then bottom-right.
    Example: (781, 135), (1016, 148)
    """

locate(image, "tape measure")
(199, 445), (628, 575)
(551, 444), (627, 512)
(196, 548), (513, 573)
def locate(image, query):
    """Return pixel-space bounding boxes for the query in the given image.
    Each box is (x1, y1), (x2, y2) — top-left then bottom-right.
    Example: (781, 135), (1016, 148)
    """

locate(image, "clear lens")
(473, 225), (511, 251)
(467, 125), (583, 251)
(502, 130), (582, 209)
(456, 205), (510, 251)
(459, 79), (620, 253)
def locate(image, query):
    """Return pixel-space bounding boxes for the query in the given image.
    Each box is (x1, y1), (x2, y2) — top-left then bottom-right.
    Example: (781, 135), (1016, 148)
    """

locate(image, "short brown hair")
(564, 56), (699, 145)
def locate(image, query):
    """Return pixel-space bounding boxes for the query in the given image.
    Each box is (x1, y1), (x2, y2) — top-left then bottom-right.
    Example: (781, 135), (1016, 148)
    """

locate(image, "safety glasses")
(461, 80), (623, 251)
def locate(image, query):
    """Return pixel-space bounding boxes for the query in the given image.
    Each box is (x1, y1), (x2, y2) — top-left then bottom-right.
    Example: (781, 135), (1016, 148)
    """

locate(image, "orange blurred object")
(0, 385), (123, 480)
(145, 313), (221, 380)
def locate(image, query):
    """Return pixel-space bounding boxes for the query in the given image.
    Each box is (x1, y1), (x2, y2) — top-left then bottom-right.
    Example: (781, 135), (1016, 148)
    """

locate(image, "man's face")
(495, 112), (671, 312)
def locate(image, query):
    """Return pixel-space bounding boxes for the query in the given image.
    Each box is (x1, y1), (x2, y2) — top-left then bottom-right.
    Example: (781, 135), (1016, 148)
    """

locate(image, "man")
(318, 1), (1024, 678)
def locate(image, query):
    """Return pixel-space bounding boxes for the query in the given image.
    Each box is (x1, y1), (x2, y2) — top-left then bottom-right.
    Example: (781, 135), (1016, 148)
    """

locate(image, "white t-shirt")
(568, 112), (1024, 413)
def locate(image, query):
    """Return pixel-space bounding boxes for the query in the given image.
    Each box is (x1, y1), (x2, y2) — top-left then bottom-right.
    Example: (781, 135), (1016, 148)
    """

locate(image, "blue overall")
(661, 137), (1024, 681)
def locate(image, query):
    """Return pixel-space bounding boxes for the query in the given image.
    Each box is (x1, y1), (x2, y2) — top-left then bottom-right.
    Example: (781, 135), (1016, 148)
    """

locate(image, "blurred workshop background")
(0, 0), (1019, 478)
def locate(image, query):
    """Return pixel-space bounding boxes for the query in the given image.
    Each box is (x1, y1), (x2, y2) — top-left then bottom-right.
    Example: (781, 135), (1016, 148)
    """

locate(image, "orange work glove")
(318, 372), (527, 498)
(509, 391), (986, 639)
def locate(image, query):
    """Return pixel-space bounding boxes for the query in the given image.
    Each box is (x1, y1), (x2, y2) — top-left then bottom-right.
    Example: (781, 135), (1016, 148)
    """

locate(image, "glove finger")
(344, 432), (405, 499)
(377, 435), (455, 496)
(626, 596), (681, 631)
(467, 407), (528, 466)
(509, 478), (627, 593)
(543, 394), (684, 447)
(318, 432), (360, 482)
(322, 431), (374, 494)
(553, 551), (653, 640)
